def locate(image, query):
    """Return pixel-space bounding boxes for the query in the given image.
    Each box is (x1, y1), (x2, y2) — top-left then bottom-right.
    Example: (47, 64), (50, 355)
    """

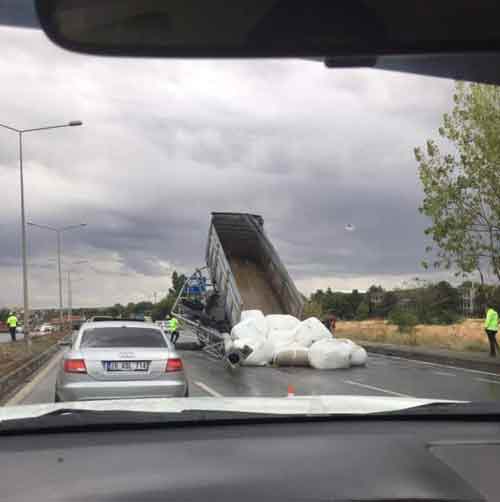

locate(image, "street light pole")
(28, 222), (86, 332)
(18, 131), (30, 346)
(57, 231), (63, 328)
(66, 260), (87, 331)
(67, 270), (72, 330)
(0, 120), (83, 347)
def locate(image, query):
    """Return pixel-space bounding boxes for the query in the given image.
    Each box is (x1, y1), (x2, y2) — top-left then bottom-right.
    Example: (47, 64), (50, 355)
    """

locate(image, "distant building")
(369, 291), (384, 306)
(460, 285), (476, 316)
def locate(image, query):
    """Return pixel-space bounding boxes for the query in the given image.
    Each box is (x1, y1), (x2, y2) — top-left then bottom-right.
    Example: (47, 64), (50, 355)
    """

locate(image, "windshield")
(80, 327), (167, 348)
(1, 5), (500, 419)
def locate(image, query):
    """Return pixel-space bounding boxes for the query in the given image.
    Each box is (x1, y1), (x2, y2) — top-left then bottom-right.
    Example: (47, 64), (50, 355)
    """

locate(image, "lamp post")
(0, 120), (82, 345)
(67, 260), (87, 331)
(27, 222), (86, 330)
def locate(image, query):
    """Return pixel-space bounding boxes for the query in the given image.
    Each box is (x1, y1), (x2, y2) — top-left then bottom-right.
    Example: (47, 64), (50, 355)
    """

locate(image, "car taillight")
(64, 358), (87, 373)
(166, 358), (183, 372)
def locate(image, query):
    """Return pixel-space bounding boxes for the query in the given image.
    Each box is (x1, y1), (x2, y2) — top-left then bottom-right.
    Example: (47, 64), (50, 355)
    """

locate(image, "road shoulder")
(3, 350), (63, 406)
(361, 341), (500, 374)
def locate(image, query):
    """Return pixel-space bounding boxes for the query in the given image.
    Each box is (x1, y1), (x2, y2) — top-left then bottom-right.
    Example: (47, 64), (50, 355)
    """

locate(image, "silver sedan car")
(55, 321), (188, 402)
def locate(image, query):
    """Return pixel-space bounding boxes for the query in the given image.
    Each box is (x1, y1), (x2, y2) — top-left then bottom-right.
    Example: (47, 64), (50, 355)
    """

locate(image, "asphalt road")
(0, 332), (24, 343)
(7, 346), (500, 406)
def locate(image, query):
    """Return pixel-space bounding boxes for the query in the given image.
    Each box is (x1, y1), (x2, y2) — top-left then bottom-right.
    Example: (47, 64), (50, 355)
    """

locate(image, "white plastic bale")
(308, 339), (352, 370)
(274, 343), (310, 367)
(231, 317), (267, 342)
(334, 338), (357, 348)
(232, 339), (247, 350)
(265, 314), (300, 332)
(350, 346), (368, 366)
(242, 339), (275, 366)
(268, 329), (297, 353)
(294, 317), (332, 348)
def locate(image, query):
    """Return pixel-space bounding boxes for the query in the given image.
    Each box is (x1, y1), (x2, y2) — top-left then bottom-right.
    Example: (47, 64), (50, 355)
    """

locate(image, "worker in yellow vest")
(6, 312), (18, 342)
(169, 316), (180, 344)
(484, 303), (500, 357)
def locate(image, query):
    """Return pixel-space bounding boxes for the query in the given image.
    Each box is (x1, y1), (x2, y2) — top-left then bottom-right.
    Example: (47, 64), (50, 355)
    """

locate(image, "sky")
(0, 25), (458, 309)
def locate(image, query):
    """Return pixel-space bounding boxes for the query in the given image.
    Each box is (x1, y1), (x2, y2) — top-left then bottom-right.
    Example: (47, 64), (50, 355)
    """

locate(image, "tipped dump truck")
(206, 212), (303, 328)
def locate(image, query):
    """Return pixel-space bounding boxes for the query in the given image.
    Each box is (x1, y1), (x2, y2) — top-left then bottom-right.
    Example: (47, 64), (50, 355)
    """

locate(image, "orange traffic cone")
(287, 384), (295, 397)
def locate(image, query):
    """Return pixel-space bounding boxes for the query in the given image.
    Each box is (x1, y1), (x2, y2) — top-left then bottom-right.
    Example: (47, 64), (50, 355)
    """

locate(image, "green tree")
(150, 270), (188, 320)
(170, 271), (187, 297)
(416, 82), (500, 281)
(0, 308), (9, 321)
(409, 281), (461, 325)
(388, 308), (418, 334)
(309, 288), (367, 320)
(152, 295), (175, 321)
(302, 299), (324, 319)
(134, 301), (153, 313)
(125, 302), (135, 316)
(348, 289), (363, 315)
(355, 301), (369, 320)
(380, 291), (398, 316)
(107, 303), (125, 317)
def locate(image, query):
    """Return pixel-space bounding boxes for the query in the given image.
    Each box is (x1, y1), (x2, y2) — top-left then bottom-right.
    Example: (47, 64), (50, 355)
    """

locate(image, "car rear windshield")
(80, 327), (167, 348)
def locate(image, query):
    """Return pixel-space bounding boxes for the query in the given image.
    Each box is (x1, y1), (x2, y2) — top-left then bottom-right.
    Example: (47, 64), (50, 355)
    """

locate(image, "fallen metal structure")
(173, 312), (252, 369)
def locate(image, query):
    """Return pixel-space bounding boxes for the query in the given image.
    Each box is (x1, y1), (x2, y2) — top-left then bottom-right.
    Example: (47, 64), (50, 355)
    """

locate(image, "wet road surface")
(7, 346), (500, 406)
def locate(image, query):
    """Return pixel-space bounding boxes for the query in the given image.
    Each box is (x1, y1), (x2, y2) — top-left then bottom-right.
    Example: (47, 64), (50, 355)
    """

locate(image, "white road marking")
(431, 371), (456, 377)
(375, 353), (500, 377)
(5, 351), (64, 406)
(194, 381), (223, 397)
(343, 380), (411, 397)
(476, 378), (500, 385)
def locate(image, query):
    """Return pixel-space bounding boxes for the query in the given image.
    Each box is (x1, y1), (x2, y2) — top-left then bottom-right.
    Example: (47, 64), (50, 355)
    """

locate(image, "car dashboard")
(1, 417), (499, 502)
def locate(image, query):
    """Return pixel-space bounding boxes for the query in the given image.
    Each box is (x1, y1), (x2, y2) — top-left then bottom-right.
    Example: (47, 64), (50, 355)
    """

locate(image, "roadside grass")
(0, 333), (65, 378)
(337, 319), (490, 353)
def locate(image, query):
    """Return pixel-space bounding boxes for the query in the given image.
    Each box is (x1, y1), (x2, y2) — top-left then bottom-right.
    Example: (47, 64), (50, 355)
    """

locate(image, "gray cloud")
(0, 27), (456, 308)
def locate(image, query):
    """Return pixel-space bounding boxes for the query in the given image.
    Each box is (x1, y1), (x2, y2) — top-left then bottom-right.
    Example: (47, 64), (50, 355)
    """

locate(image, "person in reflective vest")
(169, 316), (180, 344)
(6, 312), (18, 342)
(484, 303), (499, 357)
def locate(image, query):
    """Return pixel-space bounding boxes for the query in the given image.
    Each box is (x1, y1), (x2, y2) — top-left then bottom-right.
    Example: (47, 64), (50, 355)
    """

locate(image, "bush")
(388, 308), (418, 333)
(428, 310), (462, 325)
(355, 301), (369, 321)
(302, 300), (323, 320)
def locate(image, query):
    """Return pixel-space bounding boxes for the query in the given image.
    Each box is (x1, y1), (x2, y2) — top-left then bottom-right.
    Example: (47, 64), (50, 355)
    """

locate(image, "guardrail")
(0, 341), (63, 403)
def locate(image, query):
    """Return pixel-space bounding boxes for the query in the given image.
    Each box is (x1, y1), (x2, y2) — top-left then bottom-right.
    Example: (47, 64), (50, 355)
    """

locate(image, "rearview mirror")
(36, 0), (500, 60)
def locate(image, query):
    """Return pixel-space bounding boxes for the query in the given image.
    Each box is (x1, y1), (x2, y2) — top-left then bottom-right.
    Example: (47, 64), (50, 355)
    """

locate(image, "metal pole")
(0, 120), (82, 350)
(19, 132), (31, 347)
(68, 270), (72, 332)
(57, 230), (63, 330)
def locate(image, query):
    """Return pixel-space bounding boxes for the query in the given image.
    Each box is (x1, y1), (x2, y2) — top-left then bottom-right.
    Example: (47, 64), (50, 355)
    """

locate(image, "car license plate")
(104, 361), (149, 372)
